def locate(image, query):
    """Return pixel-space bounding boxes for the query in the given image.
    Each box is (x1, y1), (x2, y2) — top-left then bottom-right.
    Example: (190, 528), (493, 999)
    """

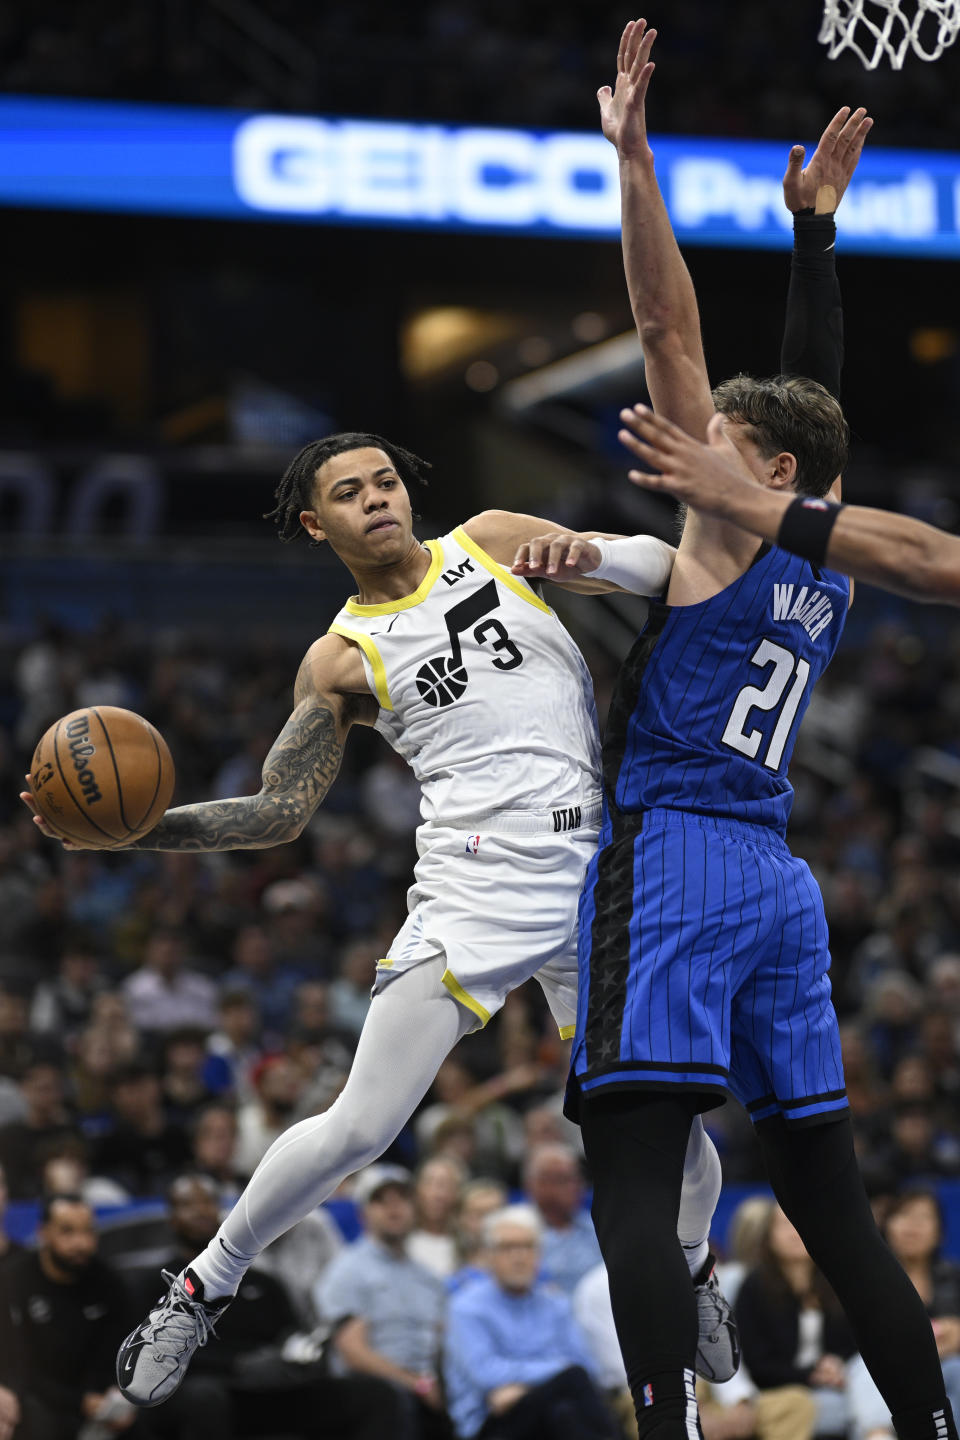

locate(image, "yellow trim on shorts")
(441, 968), (491, 1027)
(452, 526), (552, 615)
(378, 957), (394, 969)
(558, 1024), (576, 1040)
(327, 623), (393, 711)
(344, 539), (443, 616)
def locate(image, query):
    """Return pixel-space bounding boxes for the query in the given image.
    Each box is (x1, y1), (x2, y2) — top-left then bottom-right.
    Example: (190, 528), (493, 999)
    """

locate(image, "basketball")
(29, 707), (175, 847)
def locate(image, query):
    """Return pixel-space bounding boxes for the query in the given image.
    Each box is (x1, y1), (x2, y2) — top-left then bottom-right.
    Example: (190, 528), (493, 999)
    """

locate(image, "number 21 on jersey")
(721, 639), (810, 772)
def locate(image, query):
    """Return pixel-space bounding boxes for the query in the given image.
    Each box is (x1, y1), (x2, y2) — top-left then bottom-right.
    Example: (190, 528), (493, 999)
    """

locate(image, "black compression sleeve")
(780, 210), (844, 399)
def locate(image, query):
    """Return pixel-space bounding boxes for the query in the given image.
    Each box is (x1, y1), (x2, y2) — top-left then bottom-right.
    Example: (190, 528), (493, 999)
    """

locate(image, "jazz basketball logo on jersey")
(416, 580), (524, 707)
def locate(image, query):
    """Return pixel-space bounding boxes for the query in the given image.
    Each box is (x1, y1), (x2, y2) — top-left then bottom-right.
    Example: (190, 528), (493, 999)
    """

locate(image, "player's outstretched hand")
(20, 775), (95, 850)
(618, 405), (759, 512)
(783, 106), (873, 215)
(598, 18), (657, 160)
(512, 532), (603, 580)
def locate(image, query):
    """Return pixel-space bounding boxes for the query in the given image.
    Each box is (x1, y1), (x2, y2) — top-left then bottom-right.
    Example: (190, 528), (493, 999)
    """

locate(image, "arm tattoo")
(130, 696), (343, 852)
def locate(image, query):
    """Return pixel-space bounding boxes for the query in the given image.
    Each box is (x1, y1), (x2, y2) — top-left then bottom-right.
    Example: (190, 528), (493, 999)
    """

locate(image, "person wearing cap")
(314, 1164), (451, 1439)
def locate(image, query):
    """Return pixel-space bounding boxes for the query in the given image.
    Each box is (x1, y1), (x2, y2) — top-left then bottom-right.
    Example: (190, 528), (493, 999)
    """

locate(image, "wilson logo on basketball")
(65, 715), (104, 806)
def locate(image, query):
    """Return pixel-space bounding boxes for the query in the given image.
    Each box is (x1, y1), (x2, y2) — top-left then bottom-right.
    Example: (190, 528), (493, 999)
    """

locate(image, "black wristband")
(793, 211), (837, 255)
(777, 495), (844, 567)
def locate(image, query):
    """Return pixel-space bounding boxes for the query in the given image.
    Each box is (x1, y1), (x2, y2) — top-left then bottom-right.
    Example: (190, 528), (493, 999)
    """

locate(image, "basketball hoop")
(820, 0), (960, 67)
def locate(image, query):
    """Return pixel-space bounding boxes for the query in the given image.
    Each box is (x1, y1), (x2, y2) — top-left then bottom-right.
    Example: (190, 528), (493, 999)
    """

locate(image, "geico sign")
(233, 116), (622, 229)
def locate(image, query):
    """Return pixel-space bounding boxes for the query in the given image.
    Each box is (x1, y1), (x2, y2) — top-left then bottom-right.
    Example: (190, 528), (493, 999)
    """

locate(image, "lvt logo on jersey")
(772, 583), (834, 642)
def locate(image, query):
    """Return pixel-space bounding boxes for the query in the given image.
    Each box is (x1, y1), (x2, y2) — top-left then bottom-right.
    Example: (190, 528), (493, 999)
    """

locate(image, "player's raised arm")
(21, 635), (374, 852)
(601, 20), (714, 439)
(780, 106), (873, 399)
(619, 403), (960, 606)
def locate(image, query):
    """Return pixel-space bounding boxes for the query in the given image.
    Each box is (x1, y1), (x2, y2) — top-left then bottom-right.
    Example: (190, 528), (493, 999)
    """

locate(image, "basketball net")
(820, 0), (960, 67)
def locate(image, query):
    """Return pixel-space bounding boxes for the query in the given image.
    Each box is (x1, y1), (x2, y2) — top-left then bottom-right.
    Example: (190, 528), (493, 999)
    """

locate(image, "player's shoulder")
(295, 633), (376, 716)
(461, 509), (562, 566)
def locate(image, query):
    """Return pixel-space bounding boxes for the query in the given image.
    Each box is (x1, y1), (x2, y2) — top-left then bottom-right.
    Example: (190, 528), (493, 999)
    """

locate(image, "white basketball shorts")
(375, 797), (602, 1035)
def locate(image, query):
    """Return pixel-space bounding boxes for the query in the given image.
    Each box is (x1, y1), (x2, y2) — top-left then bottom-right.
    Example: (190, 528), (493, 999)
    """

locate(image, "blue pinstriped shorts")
(566, 807), (848, 1127)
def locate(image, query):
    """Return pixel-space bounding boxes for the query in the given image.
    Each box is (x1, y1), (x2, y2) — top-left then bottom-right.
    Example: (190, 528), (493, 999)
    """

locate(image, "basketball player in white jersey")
(22, 439), (733, 1406)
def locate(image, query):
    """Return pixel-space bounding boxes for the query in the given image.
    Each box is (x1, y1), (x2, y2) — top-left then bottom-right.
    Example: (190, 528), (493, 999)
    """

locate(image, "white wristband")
(585, 534), (676, 596)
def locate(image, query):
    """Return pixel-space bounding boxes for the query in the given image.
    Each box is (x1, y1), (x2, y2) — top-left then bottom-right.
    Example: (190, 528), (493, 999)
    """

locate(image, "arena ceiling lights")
(1, 97), (958, 258)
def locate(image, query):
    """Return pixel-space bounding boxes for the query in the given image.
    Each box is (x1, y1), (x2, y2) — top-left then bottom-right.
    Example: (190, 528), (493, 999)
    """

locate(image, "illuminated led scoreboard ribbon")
(0, 97), (958, 256)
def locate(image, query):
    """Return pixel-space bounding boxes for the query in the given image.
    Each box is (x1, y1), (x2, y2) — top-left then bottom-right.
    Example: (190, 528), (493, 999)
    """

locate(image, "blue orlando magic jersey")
(603, 544), (849, 835)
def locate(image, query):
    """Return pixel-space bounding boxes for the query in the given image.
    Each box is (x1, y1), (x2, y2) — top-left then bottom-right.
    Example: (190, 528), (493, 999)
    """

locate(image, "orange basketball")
(30, 706), (175, 847)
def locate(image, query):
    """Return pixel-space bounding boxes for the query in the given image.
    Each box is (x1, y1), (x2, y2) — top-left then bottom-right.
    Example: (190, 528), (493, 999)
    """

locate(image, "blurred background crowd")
(4, 1), (960, 1437)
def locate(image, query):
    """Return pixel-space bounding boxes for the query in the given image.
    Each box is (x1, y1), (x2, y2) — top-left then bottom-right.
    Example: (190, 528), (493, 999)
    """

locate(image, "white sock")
(677, 1116), (722, 1280)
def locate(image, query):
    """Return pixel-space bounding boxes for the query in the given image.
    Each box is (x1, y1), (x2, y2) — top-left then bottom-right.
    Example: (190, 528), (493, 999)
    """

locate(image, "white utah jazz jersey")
(328, 526), (602, 824)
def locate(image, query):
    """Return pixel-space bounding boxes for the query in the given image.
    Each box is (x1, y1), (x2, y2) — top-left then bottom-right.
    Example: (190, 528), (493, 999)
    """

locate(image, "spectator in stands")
(0, 1059), (74, 1199)
(189, 1102), (242, 1205)
(122, 927), (218, 1034)
(883, 1190), (960, 1419)
(863, 1100), (960, 1191)
(221, 924), (302, 1040)
(202, 990), (261, 1100)
(29, 936), (104, 1045)
(0, 984), (35, 1080)
(315, 1164), (450, 1439)
(0, 1193), (135, 1440)
(39, 1137), (129, 1208)
(735, 1205), (856, 1438)
(522, 1144), (601, 1296)
(0, 1162), (23, 1272)
(71, 1020), (138, 1128)
(449, 1179), (508, 1293)
(445, 1203), (616, 1440)
(130, 1173), (399, 1440)
(409, 1155), (466, 1278)
(329, 935), (378, 1038)
(261, 876), (331, 974)
(234, 1054), (305, 1178)
(160, 1026), (217, 1127)
(415, 1055), (526, 1183)
(93, 1061), (191, 1196)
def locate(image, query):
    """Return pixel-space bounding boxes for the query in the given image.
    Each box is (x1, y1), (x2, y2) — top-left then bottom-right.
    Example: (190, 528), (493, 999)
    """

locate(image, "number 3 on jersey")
(416, 580), (524, 708)
(721, 639), (810, 771)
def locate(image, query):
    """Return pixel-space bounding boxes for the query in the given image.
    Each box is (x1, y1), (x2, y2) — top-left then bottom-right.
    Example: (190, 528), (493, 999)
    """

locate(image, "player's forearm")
(131, 699), (343, 851)
(728, 487), (960, 605)
(780, 212), (844, 398)
(620, 157), (705, 368)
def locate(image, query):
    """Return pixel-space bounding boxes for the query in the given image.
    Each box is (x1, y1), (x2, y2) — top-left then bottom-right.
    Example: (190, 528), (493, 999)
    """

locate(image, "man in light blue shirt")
(444, 1204), (617, 1440)
(315, 1164), (450, 1438)
(523, 1144), (602, 1296)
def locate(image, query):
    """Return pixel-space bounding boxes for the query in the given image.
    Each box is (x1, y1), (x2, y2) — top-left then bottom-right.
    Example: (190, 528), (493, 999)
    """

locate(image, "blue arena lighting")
(1, 96), (959, 256)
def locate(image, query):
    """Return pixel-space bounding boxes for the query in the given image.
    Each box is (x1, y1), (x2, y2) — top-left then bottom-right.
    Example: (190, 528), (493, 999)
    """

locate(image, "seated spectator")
(0, 1162), (24, 1272)
(0, 1059), (74, 1199)
(445, 1204), (617, 1440)
(329, 936), (378, 1038)
(39, 1137), (129, 1208)
(863, 1100), (960, 1191)
(449, 1178), (508, 1294)
(715, 1195), (776, 1308)
(409, 1156), (467, 1279)
(29, 937), (105, 1046)
(0, 1193), (136, 1440)
(202, 990), (261, 1101)
(93, 1061), (191, 1196)
(255, 1207), (344, 1328)
(70, 1020), (138, 1130)
(129, 1173), (400, 1440)
(315, 1164), (451, 1439)
(189, 1102), (242, 1205)
(160, 1026), (217, 1127)
(0, 984), (36, 1081)
(879, 1190), (960, 1423)
(522, 1143), (601, 1296)
(735, 1205), (856, 1440)
(415, 1055), (526, 1183)
(234, 1055), (305, 1179)
(122, 927), (218, 1034)
(221, 924), (303, 1041)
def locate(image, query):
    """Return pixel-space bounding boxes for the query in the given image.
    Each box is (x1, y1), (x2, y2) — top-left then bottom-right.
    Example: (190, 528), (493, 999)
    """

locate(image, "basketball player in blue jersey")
(511, 19), (958, 1440)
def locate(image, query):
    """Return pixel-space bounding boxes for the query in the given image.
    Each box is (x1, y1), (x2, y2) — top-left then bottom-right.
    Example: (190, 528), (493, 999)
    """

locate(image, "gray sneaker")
(694, 1255), (741, 1383)
(116, 1268), (230, 1407)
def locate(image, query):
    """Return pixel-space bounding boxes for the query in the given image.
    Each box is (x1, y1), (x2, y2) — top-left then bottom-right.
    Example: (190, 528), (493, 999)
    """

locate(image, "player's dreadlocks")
(265, 431), (432, 542)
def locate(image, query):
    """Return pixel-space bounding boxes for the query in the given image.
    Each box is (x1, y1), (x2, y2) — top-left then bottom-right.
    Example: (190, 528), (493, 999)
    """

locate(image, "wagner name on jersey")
(328, 526), (602, 825)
